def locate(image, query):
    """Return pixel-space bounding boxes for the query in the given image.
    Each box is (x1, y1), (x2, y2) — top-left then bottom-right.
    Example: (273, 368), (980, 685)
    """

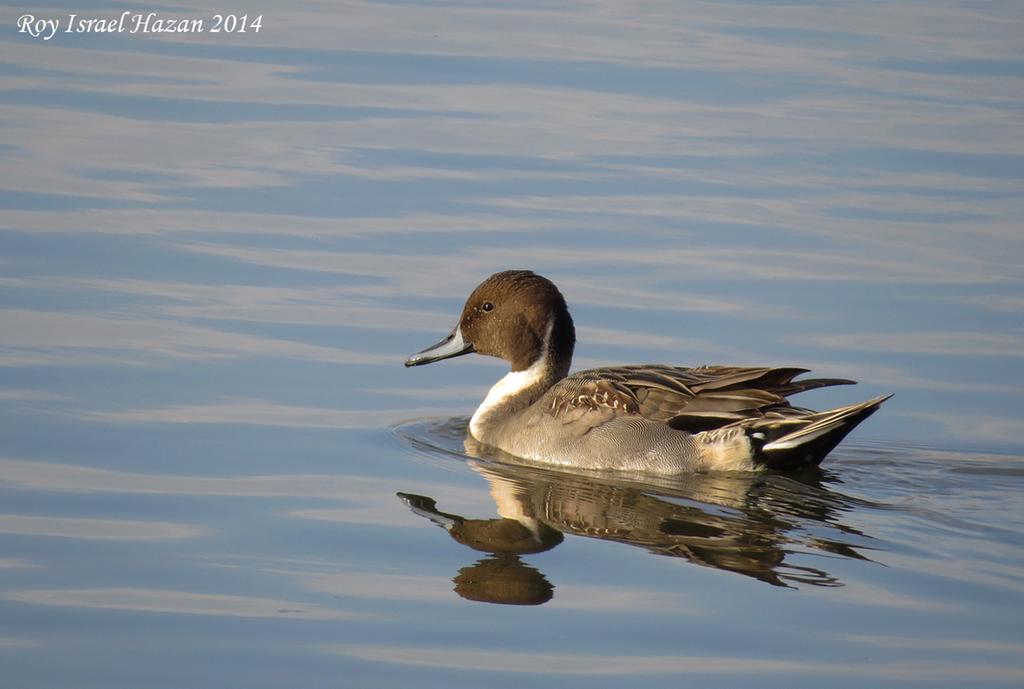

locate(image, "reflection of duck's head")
(397, 492), (561, 605)
(397, 492), (563, 555)
(453, 555), (554, 606)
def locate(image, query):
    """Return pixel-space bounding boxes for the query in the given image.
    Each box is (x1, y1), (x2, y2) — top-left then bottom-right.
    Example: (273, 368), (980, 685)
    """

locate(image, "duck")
(405, 270), (890, 473)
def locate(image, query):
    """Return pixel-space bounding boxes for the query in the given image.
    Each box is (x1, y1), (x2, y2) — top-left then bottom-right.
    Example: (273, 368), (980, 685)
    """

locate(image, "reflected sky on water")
(2, 1), (1023, 687)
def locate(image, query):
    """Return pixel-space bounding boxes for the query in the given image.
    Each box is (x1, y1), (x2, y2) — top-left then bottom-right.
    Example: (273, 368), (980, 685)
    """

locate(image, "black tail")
(756, 395), (891, 469)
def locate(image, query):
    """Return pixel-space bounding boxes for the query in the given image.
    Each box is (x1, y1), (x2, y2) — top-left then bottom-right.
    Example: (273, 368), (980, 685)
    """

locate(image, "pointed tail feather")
(758, 394), (892, 468)
(775, 377), (856, 397)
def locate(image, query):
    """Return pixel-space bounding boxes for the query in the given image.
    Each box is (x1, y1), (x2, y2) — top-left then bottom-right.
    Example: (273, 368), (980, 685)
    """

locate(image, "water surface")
(2, 1), (1023, 687)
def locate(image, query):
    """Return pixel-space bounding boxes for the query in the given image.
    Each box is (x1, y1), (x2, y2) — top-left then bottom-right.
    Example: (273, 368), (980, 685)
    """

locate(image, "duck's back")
(553, 364), (854, 430)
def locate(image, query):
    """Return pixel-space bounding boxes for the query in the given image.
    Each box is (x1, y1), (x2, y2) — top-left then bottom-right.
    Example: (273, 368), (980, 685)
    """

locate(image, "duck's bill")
(404, 326), (474, 367)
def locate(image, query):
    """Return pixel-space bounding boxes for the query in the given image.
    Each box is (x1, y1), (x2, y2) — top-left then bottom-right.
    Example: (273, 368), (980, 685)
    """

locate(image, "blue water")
(1, 2), (1023, 687)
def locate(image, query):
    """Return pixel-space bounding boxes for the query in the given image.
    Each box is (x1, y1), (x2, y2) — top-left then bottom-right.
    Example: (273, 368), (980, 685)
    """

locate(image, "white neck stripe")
(469, 316), (554, 439)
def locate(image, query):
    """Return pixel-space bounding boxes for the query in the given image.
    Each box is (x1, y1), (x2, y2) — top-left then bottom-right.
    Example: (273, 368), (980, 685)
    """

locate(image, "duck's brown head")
(405, 270), (575, 373)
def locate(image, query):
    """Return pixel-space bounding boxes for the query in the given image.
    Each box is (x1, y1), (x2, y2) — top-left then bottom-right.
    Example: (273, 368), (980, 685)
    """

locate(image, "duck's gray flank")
(406, 270), (890, 474)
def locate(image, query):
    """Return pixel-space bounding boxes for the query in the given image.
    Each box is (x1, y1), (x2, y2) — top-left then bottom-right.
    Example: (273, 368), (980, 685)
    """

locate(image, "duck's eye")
(481, 302), (494, 312)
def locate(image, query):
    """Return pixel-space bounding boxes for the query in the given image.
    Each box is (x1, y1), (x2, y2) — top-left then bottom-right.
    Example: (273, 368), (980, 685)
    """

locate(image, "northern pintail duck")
(405, 270), (889, 473)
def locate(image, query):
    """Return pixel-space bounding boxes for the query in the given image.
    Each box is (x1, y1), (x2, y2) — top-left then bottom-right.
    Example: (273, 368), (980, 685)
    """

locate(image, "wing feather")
(548, 364), (856, 433)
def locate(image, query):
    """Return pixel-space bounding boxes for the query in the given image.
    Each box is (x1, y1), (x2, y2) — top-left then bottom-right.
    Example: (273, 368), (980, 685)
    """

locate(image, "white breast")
(469, 317), (554, 440)
(469, 357), (548, 439)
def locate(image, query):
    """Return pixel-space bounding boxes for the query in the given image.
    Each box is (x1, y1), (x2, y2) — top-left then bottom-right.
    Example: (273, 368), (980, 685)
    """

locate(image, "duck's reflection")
(399, 430), (876, 602)
(399, 490), (561, 605)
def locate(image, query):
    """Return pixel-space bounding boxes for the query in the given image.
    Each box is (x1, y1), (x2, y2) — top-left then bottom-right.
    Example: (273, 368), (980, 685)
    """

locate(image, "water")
(2, 1), (1023, 687)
